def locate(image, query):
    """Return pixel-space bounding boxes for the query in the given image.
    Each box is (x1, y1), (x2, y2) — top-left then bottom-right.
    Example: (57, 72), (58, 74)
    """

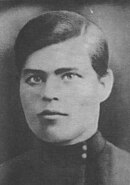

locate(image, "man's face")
(20, 36), (104, 145)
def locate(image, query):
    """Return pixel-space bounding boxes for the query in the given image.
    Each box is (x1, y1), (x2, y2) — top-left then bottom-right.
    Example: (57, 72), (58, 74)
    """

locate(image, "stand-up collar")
(36, 130), (106, 167)
(87, 131), (106, 159)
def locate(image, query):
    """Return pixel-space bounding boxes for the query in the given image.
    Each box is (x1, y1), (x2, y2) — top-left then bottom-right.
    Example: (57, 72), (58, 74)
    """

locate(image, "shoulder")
(0, 149), (40, 184)
(0, 149), (36, 169)
(98, 140), (130, 184)
(102, 141), (130, 169)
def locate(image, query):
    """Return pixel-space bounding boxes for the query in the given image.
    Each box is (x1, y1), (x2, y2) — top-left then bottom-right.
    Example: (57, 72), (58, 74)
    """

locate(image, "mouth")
(38, 110), (68, 118)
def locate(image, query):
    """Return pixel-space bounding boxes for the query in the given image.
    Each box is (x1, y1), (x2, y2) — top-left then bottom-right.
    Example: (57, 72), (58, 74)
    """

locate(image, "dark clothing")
(0, 131), (130, 185)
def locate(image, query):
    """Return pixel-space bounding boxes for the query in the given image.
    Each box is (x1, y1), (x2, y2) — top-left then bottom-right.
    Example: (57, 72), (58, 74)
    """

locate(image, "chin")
(39, 136), (70, 144)
(35, 130), (73, 145)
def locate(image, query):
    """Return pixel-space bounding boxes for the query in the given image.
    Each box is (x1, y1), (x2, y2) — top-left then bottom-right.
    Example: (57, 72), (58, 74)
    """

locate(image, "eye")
(62, 72), (82, 81)
(25, 75), (43, 86)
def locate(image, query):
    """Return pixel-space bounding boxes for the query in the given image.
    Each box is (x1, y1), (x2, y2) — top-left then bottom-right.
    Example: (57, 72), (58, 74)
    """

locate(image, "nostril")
(42, 96), (52, 102)
(42, 96), (58, 102)
(53, 97), (58, 101)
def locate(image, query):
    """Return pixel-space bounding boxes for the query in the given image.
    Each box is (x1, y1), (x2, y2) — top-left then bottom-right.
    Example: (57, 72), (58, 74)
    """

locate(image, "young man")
(0, 10), (130, 185)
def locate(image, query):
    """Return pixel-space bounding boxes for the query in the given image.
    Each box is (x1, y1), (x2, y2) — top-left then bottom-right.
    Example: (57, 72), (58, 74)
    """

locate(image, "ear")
(98, 69), (114, 102)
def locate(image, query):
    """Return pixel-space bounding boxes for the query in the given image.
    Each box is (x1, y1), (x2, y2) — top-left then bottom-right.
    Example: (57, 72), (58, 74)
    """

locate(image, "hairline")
(24, 23), (105, 66)
(15, 11), (108, 77)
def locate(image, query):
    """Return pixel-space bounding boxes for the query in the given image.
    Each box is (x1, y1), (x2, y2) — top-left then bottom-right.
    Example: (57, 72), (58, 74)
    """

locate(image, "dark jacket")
(0, 131), (130, 185)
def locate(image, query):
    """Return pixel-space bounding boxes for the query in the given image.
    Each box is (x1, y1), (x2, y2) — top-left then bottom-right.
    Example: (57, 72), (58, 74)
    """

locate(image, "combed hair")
(14, 10), (109, 77)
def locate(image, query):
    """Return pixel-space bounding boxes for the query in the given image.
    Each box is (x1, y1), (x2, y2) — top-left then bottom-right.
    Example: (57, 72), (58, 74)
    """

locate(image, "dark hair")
(14, 10), (109, 77)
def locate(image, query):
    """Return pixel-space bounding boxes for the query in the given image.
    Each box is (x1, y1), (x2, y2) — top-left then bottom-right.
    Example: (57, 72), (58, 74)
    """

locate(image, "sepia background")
(0, 0), (130, 163)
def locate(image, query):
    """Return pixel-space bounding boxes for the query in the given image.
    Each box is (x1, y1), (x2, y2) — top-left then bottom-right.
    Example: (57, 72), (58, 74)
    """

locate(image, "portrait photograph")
(0, 0), (129, 184)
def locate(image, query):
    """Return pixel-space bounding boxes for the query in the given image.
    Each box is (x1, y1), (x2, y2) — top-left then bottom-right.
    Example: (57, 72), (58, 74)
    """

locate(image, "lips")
(38, 110), (68, 116)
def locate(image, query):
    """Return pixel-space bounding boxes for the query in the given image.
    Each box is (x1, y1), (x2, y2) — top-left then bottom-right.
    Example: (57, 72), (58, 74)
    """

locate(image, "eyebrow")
(22, 68), (78, 76)
(22, 69), (46, 76)
(55, 68), (78, 75)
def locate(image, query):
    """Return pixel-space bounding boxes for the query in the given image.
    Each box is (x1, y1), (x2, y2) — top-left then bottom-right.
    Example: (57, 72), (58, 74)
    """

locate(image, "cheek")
(67, 81), (99, 106)
(20, 87), (39, 113)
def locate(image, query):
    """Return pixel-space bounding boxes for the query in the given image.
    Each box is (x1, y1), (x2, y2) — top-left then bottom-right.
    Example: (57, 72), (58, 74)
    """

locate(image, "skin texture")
(20, 31), (113, 145)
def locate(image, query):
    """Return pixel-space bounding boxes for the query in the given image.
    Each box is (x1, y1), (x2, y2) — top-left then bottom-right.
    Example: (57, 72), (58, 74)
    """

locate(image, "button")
(81, 153), (87, 159)
(82, 144), (87, 151)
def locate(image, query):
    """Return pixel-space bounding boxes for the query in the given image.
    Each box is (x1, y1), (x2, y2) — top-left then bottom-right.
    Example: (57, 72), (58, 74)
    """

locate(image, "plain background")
(0, 0), (130, 163)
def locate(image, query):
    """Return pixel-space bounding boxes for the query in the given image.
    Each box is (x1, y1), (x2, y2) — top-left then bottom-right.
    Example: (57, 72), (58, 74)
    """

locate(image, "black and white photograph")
(0, 0), (129, 184)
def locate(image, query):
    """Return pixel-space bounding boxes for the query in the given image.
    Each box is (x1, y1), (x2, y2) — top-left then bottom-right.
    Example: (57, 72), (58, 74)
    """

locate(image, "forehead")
(24, 25), (101, 71)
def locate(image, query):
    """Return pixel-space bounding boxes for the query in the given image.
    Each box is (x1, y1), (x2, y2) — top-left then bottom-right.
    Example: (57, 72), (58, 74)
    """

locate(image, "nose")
(40, 77), (59, 102)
